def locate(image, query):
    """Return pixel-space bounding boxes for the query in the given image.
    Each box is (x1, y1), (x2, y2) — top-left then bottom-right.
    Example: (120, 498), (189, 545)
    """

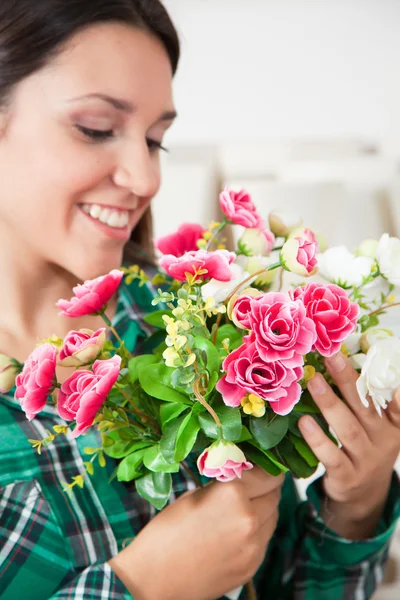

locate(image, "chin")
(67, 251), (124, 283)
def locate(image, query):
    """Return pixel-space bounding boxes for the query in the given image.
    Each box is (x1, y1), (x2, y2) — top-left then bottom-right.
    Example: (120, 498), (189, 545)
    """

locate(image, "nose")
(112, 140), (160, 199)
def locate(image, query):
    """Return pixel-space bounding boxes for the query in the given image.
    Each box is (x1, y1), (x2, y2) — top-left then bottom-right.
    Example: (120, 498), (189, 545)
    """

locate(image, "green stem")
(194, 377), (222, 428)
(115, 384), (160, 435)
(206, 219), (229, 250)
(182, 461), (204, 488)
(368, 301), (400, 317)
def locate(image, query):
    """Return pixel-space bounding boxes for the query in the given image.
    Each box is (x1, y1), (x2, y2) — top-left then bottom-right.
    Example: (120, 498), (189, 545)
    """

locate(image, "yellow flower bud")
(241, 394), (266, 417)
(302, 365), (316, 383)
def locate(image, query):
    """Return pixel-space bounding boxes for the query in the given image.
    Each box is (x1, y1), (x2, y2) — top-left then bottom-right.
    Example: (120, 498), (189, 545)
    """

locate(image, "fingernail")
(327, 352), (347, 373)
(299, 416), (316, 433)
(308, 374), (328, 395)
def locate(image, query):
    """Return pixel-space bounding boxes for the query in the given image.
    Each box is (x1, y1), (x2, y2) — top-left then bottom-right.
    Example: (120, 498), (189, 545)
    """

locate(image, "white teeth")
(80, 203), (130, 229)
(99, 208), (111, 224)
(90, 204), (102, 219)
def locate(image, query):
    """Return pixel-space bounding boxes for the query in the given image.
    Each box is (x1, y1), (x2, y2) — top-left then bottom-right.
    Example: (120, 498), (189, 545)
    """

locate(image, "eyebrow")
(69, 93), (177, 121)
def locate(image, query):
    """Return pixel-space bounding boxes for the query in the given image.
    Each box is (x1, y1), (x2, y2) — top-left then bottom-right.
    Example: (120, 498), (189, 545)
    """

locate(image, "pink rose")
(219, 187), (263, 228)
(160, 249), (236, 283)
(216, 340), (302, 415)
(56, 269), (124, 317)
(231, 293), (262, 330)
(57, 355), (121, 438)
(15, 344), (57, 420)
(281, 237), (318, 277)
(197, 440), (253, 482)
(156, 223), (206, 257)
(58, 328), (107, 367)
(248, 292), (317, 366)
(294, 283), (359, 357)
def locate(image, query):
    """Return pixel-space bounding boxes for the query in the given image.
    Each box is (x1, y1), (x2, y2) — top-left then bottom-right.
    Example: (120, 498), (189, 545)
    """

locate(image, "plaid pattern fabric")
(0, 275), (399, 600)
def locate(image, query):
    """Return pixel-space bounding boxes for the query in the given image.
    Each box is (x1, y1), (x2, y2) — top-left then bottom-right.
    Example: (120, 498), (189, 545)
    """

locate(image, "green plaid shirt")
(1, 276), (399, 600)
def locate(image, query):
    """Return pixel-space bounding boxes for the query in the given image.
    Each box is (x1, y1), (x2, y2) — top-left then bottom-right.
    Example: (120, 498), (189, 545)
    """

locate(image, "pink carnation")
(231, 294), (261, 330)
(156, 223), (206, 257)
(294, 283), (359, 357)
(57, 355), (121, 437)
(248, 292), (317, 366)
(160, 249), (236, 282)
(15, 344), (57, 420)
(219, 187), (263, 228)
(57, 269), (124, 318)
(216, 340), (302, 415)
(58, 328), (106, 367)
(197, 440), (253, 482)
(281, 237), (318, 277)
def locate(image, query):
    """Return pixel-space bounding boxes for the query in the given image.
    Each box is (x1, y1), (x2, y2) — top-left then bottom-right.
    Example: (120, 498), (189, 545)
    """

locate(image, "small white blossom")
(356, 337), (400, 416)
(376, 233), (400, 286)
(317, 246), (374, 287)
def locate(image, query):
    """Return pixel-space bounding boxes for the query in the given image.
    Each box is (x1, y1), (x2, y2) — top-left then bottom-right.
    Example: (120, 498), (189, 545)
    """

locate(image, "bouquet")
(2, 187), (400, 512)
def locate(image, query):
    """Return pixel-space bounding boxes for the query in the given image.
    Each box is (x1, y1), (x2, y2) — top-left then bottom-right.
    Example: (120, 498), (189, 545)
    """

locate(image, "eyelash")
(76, 125), (168, 152)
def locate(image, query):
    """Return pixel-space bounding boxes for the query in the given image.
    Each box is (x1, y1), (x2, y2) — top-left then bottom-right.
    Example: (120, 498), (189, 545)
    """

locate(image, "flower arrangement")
(3, 188), (400, 510)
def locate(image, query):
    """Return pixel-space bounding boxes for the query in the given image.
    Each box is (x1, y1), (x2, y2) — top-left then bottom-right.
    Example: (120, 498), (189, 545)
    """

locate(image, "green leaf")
(249, 413), (289, 450)
(193, 337), (221, 375)
(117, 448), (148, 482)
(215, 324), (243, 348)
(290, 435), (319, 468)
(104, 440), (151, 460)
(160, 402), (189, 428)
(276, 438), (317, 479)
(174, 412), (200, 462)
(135, 471), (172, 511)
(160, 415), (186, 463)
(128, 355), (157, 383)
(198, 405), (242, 442)
(241, 443), (283, 477)
(143, 444), (180, 473)
(143, 309), (173, 329)
(138, 363), (191, 404)
(292, 390), (320, 414)
(237, 426), (252, 443)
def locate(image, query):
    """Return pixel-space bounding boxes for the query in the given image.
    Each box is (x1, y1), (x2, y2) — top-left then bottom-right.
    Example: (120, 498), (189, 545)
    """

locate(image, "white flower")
(238, 228), (274, 256)
(342, 332), (362, 355)
(356, 337), (400, 416)
(317, 246), (374, 287)
(356, 238), (378, 259)
(360, 327), (393, 354)
(349, 353), (367, 370)
(201, 263), (250, 304)
(376, 233), (400, 286)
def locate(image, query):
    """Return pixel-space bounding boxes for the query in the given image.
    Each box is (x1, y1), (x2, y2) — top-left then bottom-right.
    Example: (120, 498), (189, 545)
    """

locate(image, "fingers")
(298, 415), (352, 474)
(325, 352), (383, 431)
(386, 387), (400, 428)
(307, 372), (370, 459)
(241, 466), (285, 500)
(251, 487), (281, 526)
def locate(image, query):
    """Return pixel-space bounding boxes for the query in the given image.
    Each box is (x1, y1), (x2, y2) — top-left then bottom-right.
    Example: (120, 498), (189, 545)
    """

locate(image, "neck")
(0, 232), (116, 358)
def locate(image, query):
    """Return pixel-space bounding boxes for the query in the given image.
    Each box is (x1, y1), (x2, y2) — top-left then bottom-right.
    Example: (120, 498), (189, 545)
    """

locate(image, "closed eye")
(76, 125), (114, 141)
(147, 138), (168, 153)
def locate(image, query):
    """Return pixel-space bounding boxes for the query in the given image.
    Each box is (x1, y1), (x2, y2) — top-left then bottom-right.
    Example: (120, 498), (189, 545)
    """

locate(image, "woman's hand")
(299, 351), (400, 539)
(109, 467), (283, 600)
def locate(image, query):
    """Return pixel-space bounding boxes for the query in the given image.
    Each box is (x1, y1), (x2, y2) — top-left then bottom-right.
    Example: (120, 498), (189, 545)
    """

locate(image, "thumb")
(387, 387), (400, 427)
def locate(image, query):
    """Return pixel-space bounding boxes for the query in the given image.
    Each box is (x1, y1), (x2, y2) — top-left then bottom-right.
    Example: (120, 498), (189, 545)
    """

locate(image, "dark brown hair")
(0, 0), (180, 264)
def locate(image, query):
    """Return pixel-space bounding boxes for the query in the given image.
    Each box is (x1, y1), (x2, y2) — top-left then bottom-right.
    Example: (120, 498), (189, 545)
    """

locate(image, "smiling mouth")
(79, 202), (137, 229)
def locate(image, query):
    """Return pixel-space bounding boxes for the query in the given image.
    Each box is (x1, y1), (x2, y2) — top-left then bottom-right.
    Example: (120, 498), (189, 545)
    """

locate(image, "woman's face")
(0, 23), (176, 279)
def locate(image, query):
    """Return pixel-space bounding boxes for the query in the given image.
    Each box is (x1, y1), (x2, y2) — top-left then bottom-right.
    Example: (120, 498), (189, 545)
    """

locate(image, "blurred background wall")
(153, 2), (400, 595)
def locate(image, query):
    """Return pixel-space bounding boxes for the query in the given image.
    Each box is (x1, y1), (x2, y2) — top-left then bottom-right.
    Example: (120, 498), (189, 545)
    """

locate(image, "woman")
(0, 1), (399, 599)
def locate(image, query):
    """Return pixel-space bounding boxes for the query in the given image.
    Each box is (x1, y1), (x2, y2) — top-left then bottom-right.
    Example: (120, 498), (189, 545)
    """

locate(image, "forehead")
(40, 22), (175, 111)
